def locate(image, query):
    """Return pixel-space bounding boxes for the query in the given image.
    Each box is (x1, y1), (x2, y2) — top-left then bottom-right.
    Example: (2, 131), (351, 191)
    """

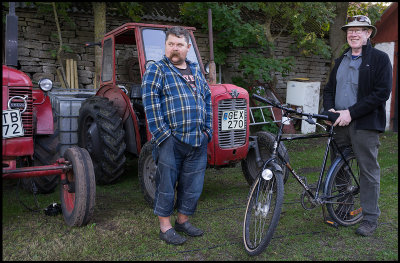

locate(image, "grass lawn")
(2, 132), (397, 260)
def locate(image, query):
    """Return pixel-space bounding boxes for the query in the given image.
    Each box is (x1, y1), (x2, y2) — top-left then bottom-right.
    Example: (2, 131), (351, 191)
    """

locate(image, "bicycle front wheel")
(326, 152), (363, 226)
(243, 171), (284, 256)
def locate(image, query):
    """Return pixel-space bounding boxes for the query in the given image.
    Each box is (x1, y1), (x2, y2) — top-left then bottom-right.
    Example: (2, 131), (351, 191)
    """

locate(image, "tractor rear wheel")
(21, 114), (60, 194)
(241, 131), (290, 186)
(61, 146), (96, 226)
(78, 96), (126, 184)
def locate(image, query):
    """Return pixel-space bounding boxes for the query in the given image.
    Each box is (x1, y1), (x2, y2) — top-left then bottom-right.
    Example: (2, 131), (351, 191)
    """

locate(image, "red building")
(372, 2), (398, 131)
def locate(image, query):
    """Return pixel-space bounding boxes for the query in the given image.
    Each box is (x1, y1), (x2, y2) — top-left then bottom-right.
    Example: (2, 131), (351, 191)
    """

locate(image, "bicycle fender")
(323, 156), (343, 195)
(264, 160), (283, 173)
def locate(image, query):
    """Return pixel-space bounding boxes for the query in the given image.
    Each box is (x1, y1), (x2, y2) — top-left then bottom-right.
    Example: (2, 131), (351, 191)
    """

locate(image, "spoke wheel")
(325, 152), (363, 226)
(243, 171), (284, 256)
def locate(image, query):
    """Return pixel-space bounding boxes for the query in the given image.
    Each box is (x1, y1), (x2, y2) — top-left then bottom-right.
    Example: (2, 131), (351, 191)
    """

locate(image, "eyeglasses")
(346, 15), (371, 24)
(347, 28), (368, 35)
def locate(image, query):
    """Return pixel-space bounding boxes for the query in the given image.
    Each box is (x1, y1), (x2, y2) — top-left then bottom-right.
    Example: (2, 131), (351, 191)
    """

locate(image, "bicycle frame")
(253, 94), (360, 206)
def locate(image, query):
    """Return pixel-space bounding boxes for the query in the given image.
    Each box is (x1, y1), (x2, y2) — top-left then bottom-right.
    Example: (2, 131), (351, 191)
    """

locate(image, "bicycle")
(243, 94), (362, 256)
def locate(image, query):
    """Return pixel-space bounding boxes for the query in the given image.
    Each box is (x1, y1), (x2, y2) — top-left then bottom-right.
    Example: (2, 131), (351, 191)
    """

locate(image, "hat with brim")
(341, 20), (377, 38)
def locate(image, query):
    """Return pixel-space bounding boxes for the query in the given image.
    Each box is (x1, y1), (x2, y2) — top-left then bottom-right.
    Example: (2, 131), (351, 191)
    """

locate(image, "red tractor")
(78, 22), (289, 206)
(2, 3), (95, 226)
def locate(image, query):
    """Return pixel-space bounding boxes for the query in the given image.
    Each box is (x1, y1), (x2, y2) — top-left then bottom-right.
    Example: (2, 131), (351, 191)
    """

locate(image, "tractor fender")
(32, 89), (53, 134)
(96, 85), (142, 154)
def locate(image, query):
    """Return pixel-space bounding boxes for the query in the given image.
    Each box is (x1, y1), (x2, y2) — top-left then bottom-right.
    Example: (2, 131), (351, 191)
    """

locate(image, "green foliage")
(297, 32), (332, 59)
(239, 48), (295, 84)
(180, 2), (335, 91)
(112, 2), (144, 22)
(28, 2), (75, 28)
(348, 2), (391, 24)
(180, 2), (267, 65)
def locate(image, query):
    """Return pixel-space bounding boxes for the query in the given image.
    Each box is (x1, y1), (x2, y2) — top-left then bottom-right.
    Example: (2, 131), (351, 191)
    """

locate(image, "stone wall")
(222, 37), (331, 100)
(8, 7), (331, 102)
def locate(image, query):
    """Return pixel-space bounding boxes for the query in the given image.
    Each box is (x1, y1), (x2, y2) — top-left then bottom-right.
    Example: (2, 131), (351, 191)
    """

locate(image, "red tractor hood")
(209, 83), (247, 98)
(2, 65), (32, 87)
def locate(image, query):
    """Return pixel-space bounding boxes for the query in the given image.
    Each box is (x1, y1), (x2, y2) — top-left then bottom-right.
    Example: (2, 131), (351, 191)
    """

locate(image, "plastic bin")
(286, 81), (320, 134)
(48, 89), (96, 155)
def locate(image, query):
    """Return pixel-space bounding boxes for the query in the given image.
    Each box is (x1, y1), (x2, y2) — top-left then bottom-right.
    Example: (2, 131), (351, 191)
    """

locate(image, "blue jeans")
(153, 134), (208, 217)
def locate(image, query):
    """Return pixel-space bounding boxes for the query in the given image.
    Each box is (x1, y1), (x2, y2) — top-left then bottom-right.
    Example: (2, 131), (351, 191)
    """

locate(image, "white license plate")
(221, 110), (245, 131)
(2, 109), (24, 139)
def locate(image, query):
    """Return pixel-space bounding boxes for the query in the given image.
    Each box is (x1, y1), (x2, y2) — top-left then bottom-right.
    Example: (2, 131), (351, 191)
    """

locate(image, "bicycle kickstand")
(321, 205), (339, 229)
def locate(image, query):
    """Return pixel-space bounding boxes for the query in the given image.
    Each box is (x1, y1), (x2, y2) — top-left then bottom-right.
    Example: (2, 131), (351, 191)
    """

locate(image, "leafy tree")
(348, 2), (390, 24)
(180, 2), (335, 95)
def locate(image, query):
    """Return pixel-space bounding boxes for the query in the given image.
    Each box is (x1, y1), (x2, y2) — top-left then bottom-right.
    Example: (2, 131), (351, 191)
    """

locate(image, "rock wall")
(8, 7), (331, 101)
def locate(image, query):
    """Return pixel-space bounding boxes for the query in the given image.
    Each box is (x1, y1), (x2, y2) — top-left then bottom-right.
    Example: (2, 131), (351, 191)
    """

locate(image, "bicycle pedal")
(325, 219), (339, 229)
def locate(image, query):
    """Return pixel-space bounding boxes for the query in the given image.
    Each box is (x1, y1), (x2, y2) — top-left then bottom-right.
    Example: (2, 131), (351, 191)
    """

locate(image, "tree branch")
(52, 2), (69, 89)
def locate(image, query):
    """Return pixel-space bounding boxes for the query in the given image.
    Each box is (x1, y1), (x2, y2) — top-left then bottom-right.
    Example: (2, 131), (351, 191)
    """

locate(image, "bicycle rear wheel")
(243, 171), (284, 256)
(326, 152), (363, 226)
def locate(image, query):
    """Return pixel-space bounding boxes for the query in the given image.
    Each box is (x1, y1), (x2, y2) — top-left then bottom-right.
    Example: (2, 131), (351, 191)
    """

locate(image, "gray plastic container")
(48, 89), (96, 155)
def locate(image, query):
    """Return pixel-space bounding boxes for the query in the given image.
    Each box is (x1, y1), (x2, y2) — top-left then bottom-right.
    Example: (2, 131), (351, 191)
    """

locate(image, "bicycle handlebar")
(252, 94), (339, 122)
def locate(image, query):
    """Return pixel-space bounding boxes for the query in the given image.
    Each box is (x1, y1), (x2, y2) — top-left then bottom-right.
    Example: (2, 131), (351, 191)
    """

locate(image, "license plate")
(2, 109), (24, 139)
(221, 110), (245, 131)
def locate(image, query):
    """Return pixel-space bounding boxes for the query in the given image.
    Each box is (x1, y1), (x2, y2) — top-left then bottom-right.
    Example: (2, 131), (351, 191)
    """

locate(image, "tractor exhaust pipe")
(208, 9), (217, 85)
(5, 2), (18, 67)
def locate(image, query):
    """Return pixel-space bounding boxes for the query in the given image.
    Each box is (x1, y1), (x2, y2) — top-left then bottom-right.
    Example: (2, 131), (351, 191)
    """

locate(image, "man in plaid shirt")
(142, 26), (212, 245)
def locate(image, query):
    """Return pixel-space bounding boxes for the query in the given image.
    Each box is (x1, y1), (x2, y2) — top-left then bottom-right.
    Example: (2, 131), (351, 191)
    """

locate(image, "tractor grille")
(8, 87), (33, 137)
(218, 98), (247, 149)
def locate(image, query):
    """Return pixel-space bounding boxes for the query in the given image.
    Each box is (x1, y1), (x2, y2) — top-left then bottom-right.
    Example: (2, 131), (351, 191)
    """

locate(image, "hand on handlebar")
(331, 109), (352, 127)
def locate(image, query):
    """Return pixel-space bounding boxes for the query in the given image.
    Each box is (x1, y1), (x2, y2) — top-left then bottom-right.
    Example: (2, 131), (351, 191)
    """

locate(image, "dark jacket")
(323, 40), (392, 132)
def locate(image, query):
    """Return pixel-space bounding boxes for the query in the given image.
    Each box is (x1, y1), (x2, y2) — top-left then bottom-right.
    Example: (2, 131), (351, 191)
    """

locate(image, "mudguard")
(96, 85), (142, 154)
(33, 89), (54, 134)
(263, 158), (283, 173)
(323, 148), (352, 195)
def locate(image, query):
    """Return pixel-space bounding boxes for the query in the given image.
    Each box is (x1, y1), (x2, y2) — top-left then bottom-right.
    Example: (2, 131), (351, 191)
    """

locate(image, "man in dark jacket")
(323, 15), (392, 236)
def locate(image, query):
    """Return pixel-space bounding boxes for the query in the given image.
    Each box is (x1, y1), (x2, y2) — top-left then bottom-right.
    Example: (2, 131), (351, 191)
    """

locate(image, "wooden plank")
(74, 60), (78, 90)
(56, 68), (67, 89)
(66, 59), (71, 89)
(70, 59), (74, 89)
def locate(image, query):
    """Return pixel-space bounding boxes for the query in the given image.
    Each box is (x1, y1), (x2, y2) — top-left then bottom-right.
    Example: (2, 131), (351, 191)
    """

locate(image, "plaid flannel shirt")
(142, 55), (212, 147)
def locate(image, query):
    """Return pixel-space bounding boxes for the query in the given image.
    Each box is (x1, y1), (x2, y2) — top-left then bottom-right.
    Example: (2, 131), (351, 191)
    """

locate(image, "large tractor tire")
(21, 114), (60, 194)
(61, 146), (96, 226)
(241, 131), (290, 186)
(138, 141), (157, 207)
(78, 96), (126, 185)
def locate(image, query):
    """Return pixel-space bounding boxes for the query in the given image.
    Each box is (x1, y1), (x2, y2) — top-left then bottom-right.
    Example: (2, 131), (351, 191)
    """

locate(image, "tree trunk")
(329, 2), (349, 71)
(319, 2), (349, 112)
(93, 2), (106, 89)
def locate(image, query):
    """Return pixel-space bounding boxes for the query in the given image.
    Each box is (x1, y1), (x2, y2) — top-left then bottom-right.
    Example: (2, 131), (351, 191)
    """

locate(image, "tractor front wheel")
(61, 146), (96, 226)
(138, 141), (157, 207)
(241, 131), (290, 186)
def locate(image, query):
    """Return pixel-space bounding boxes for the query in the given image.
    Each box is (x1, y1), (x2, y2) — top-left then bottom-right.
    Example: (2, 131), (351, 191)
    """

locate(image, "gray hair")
(165, 26), (190, 44)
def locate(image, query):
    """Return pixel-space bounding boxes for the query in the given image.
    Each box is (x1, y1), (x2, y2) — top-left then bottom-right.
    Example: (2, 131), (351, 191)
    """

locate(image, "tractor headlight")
(38, 78), (53, 91)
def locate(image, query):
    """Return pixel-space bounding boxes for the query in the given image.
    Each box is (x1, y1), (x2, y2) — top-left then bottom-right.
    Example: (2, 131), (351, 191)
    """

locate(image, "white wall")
(374, 42), (395, 130)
